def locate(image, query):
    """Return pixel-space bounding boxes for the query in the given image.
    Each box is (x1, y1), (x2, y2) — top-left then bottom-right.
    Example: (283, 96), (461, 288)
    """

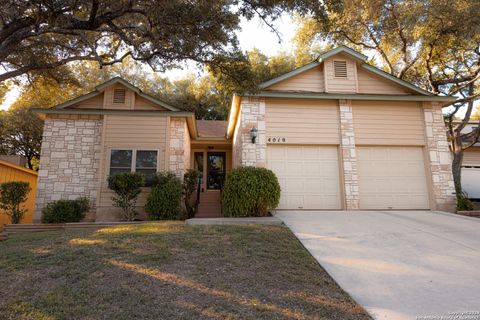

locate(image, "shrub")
(146, 171), (182, 220)
(42, 197), (90, 223)
(457, 191), (474, 211)
(183, 169), (200, 219)
(221, 166), (280, 217)
(108, 172), (144, 221)
(0, 181), (31, 224)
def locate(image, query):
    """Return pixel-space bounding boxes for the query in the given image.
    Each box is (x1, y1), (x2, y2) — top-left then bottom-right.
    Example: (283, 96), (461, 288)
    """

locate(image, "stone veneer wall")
(169, 117), (190, 178)
(34, 114), (103, 222)
(234, 97), (267, 167)
(423, 102), (456, 211)
(339, 100), (360, 209)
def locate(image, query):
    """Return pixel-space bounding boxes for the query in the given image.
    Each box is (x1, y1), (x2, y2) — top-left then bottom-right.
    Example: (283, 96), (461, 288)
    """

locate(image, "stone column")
(339, 99), (360, 209)
(169, 117), (190, 178)
(237, 97), (267, 167)
(423, 102), (456, 212)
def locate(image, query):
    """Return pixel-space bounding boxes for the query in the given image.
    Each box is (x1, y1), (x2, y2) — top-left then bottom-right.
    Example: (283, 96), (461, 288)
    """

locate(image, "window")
(109, 150), (133, 176)
(113, 88), (126, 103)
(334, 60), (348, 78)
(135, 150), (157, 186)
(109, 149), (158, 186)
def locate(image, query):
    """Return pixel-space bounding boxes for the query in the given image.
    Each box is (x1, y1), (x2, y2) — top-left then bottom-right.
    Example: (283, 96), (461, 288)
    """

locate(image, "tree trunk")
(451, 149), (463, 199)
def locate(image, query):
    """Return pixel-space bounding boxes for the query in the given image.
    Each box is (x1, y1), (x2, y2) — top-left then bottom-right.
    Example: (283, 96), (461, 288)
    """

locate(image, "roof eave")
(249, 91), (457, 102)
(32, 108), (194, 117)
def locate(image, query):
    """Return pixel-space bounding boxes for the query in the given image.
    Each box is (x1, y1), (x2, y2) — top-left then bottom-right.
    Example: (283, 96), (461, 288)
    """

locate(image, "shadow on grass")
(0, 222), (371, 320)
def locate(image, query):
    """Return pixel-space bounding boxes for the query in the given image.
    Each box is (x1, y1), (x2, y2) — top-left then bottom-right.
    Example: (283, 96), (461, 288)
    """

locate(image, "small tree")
(183, 169), (200, 219)
(0, 181), (31, 224)
(107, 172), (144, 221)
(146, 172), (182, 220)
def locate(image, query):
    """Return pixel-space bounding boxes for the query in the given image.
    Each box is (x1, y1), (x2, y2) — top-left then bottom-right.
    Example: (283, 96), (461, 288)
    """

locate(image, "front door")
(207, 152), (226, 190)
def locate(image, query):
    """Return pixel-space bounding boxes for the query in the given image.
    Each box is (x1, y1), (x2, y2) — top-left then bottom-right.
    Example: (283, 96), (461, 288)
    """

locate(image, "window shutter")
(113, 88), (126, 103)
(334, 60), (348, 78)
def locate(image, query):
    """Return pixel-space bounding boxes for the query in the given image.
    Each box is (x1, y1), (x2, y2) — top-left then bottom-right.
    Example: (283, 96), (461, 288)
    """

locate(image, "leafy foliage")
(0, 181), (30, 224)
(0, 0), (324, 83)
(222, 167), (281, 217)
(0, 107), (43, 170)
(107, 172), (145, 221)
(146, 172), (182, 220)
(41, 197), (90, 224)
(456, 191), (474, 212)
(183, 169), (200, 219)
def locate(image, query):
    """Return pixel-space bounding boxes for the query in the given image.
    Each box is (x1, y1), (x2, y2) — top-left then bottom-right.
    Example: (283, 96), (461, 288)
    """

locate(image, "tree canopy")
(0, 0), (326, 87)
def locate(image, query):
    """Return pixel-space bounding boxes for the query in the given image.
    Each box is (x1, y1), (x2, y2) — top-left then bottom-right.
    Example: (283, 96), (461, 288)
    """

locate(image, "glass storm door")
(207, 152), (226, 190)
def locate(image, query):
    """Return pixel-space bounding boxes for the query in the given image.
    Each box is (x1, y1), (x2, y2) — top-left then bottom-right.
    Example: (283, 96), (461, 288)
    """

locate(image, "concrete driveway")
(276, 210), (480, 320)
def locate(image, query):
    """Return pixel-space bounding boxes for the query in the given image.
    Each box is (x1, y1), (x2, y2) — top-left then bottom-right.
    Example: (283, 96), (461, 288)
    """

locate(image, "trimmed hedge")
(221, 166), (280, 217)
(146, 171), (182, 220)
(42, 197), (90, 223)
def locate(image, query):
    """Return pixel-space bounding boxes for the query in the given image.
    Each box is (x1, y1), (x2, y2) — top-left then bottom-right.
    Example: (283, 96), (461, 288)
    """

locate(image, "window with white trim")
(109, 149), (158, 186)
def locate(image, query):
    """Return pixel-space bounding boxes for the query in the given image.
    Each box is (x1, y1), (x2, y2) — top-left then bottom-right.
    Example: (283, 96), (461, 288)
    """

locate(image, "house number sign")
(267, 137), (287, 143)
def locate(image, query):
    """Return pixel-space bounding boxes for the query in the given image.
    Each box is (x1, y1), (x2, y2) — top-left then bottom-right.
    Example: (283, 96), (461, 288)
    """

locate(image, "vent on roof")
(334, 60), (348, 78)
(113, 88), (126, 104)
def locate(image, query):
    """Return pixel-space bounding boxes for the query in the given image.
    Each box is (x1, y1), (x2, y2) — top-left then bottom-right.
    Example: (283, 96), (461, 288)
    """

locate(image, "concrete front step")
(185, 217), (283, 225)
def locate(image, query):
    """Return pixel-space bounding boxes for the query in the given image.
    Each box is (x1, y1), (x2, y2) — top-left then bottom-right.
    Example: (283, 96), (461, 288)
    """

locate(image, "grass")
(0, 222), (370, 320)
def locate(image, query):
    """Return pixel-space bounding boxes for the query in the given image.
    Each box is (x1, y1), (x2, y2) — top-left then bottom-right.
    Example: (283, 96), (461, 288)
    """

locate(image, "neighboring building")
(0, 160), (38, 229)
(458, 122), (480, 200)
(34, 46), (457, 222)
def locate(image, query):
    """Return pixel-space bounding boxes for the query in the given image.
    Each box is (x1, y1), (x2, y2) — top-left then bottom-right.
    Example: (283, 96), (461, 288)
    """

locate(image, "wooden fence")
(0, 160), (38, 230)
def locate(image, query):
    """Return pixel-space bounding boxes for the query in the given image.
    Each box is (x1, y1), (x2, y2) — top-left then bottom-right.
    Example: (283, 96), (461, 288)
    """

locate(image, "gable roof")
(54, 77), (180, 111)
(259, 45), (432, 96)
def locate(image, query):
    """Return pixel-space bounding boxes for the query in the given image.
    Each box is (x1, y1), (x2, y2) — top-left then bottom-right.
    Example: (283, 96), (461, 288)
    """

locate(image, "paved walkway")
(185, 217), (282, 225)
(276, 210), (480, 320)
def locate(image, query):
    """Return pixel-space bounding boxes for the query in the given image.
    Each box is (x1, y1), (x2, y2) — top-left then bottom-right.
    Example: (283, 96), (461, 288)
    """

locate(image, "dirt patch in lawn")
(0, 222), (370, 320)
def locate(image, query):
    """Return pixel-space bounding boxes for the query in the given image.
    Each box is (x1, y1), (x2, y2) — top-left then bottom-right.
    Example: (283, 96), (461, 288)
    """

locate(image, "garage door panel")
(267, 145), (341, 210)
(461, 168), (480, 199)
(357, 147), (429, 209)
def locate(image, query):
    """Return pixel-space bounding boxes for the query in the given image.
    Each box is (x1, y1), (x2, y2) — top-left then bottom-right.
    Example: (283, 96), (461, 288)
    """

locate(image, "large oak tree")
(0, 0), (325, 88)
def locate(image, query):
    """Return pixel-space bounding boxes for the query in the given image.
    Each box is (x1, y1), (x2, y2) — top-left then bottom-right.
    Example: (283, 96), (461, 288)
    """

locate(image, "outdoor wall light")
(250, 127), (258, 143)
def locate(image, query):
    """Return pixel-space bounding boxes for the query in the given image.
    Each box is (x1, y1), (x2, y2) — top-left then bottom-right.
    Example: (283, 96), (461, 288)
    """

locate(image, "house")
(33, 46), (457, 222)
(458, 122), (480, 200)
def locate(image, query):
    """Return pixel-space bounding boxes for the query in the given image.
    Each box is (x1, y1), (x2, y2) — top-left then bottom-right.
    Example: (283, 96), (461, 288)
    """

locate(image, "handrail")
(194, 175), (202, 216)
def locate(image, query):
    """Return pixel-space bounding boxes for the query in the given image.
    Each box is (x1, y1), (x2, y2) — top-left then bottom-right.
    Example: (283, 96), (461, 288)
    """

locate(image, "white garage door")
(461, 167), (480, 199)
(357, 147), (429, 209)
(267, 145), (341, 209)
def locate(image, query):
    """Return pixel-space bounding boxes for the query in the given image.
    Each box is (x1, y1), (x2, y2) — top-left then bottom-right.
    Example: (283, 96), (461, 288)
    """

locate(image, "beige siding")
(357, 67), (411, 95)
(265, 99), (340, 144)
(353, 101), (425, 146)
(73, 93), (104, 109)
(324, 54), (357, 93)
(267, 66), (325, 92)
(134, 95), (167, 110)
(266, 98), (339, 144)
(103, 84), (135, 110)
(463, 147), (480, 166)
(98, 115), (168, 208)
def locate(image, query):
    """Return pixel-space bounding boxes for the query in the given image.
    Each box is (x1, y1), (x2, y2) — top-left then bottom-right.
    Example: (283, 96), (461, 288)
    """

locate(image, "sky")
(0, 14), (297, 111)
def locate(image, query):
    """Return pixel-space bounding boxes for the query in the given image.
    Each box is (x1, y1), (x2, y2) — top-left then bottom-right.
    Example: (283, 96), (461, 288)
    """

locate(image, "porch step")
(196, 191), (223, 218)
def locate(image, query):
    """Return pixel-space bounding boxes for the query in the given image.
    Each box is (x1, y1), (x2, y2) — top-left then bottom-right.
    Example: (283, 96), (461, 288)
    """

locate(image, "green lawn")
(0, 223), (370, 320)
